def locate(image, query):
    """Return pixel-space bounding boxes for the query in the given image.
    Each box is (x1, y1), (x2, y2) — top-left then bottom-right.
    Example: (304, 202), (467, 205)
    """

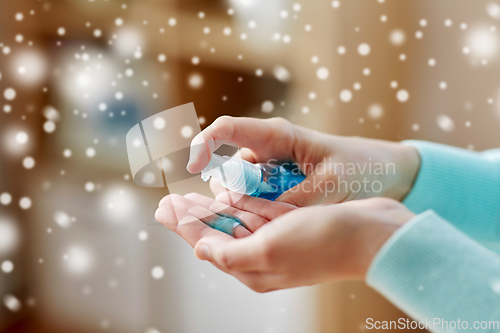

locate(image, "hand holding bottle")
(187, 116), (420, 207)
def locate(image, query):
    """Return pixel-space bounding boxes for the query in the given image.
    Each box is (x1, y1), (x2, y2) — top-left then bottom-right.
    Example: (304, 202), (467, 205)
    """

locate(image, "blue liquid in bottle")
(201, 154), (306, 201)
(249, 164), (306, 201)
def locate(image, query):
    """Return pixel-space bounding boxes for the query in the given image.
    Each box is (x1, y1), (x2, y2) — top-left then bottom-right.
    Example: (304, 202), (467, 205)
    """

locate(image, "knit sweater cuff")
(366, 210), (500, 325)
(401, 140), (500, 242)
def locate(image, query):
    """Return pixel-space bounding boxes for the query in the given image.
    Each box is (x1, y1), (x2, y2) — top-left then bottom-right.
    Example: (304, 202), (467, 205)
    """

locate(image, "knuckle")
(214, 191), (229, 203)
(183, 192), (197, 200)
(268, 117), (290, 128)
(212, 115), (233, 129)
(324, 171), (340, 185)
(209, 178), (225, 194)
(217, 249), (235, 270)
(210, 116), (236, 143)
(278, 193), (306, 208)
(323, 167), (338, 184)
(260, 241), (278, 267)
(245, 279), (269, 293)
(252, 286), (269, 294)
(370, 197), (400, 208)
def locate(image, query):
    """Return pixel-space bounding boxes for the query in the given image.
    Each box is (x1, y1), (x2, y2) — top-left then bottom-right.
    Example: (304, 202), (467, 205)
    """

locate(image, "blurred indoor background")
(1, 0), (500, 332)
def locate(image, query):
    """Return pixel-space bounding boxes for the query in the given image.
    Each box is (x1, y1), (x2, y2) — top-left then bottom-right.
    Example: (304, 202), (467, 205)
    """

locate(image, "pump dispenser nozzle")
(200, 153), (262, 195)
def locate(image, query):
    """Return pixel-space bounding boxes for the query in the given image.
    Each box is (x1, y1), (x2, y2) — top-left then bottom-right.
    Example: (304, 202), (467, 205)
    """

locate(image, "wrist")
(354, 201), (416, 279)
(390, 145), (421, 201)
(360, 223), (400, 279)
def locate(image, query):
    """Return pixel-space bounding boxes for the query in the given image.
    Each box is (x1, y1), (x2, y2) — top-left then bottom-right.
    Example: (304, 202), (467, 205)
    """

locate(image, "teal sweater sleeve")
(367, 211), (500, 331)
(366, 142), (500, 331)
(402, 141), (500, 251)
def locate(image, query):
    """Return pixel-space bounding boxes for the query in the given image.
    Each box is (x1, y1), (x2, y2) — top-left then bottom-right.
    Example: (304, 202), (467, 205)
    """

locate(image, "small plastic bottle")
(200, 154), (306, 201)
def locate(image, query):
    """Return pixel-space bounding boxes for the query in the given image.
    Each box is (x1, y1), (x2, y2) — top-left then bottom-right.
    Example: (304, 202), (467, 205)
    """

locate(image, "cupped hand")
(187, 116), (420, 207)
(201, 196), (414, 292)
(157, 192), (415, 293)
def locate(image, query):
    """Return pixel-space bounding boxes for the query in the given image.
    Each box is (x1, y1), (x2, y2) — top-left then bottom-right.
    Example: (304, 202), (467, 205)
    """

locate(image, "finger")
(160, 194), (249, 237)
(187, 117), (296, 173)
(156, 194), (248, 244)
(194, 233), (271, 272)
(209, 260), (285, 293)
(209, 177), (227, 196)
(158, 194), (170, 207)
(234, 272), (282, 293)
(215, 192), (297, 220)
(238, 147), (258, 163)
(185, 192), (268, 232)
(155, 195), (235, 247)
(186, 204), (250, 238)
(276, 174), (344, 207)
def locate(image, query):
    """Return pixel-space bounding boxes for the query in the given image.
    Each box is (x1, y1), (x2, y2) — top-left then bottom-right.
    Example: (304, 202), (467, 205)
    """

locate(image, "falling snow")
(316, 67), (329, 80)
(262, 101), (274, 113)
(358, 43), (371, 56)
(22, 156), (35, 169)
(138, 231), (148, 241)
(368, 104), (384, 119)
(3, 295), (21, 312)
(181, 125), (194, 138)
(437, 114), (455, 132)
(390, 29), (406, 46)
(396, 89), (409, 102)
(54, 211), (72, 228)
(1, 2), (500, 330)
(151, 266), (164, 279)
(4, 88), (16, 101)
(1, 260), (14, 273)
(273, 66), (291, 82)
(19, 197), (32, 210)
(340, 89), (353, 102)
(85, 182), (95, 192)
(86, 147), (96, 158)
(0, 193), (12, 206)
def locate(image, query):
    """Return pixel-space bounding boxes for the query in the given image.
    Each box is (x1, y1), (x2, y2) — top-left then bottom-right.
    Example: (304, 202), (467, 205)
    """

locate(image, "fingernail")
(186, 157), (193, 170)
(186, 149), (198, 172)
(154, 207), (161, 221)
(195, 245), (211, 260)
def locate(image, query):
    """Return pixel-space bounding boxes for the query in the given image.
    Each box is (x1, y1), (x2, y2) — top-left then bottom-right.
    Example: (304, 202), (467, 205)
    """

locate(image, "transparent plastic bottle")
(200, 154), (306, 201)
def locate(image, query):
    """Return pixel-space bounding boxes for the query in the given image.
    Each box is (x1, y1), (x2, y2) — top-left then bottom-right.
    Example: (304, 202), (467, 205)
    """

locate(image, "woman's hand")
(156, 193), (415, 293)
(187, 116), (420, 207)
(194, 197), (414, 292)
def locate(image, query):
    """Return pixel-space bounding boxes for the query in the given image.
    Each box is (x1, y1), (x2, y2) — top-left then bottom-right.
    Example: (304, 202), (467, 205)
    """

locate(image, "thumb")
(186, 133), (215, 174)
(194, 235), (268, 272)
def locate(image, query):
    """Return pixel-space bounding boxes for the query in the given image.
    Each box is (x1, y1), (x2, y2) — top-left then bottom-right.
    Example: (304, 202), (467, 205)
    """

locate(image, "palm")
(155, 192), (297, 247)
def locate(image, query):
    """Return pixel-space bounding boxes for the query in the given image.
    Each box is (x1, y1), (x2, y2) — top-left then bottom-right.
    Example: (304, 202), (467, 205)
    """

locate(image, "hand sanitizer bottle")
(200, 154), (306, 201)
